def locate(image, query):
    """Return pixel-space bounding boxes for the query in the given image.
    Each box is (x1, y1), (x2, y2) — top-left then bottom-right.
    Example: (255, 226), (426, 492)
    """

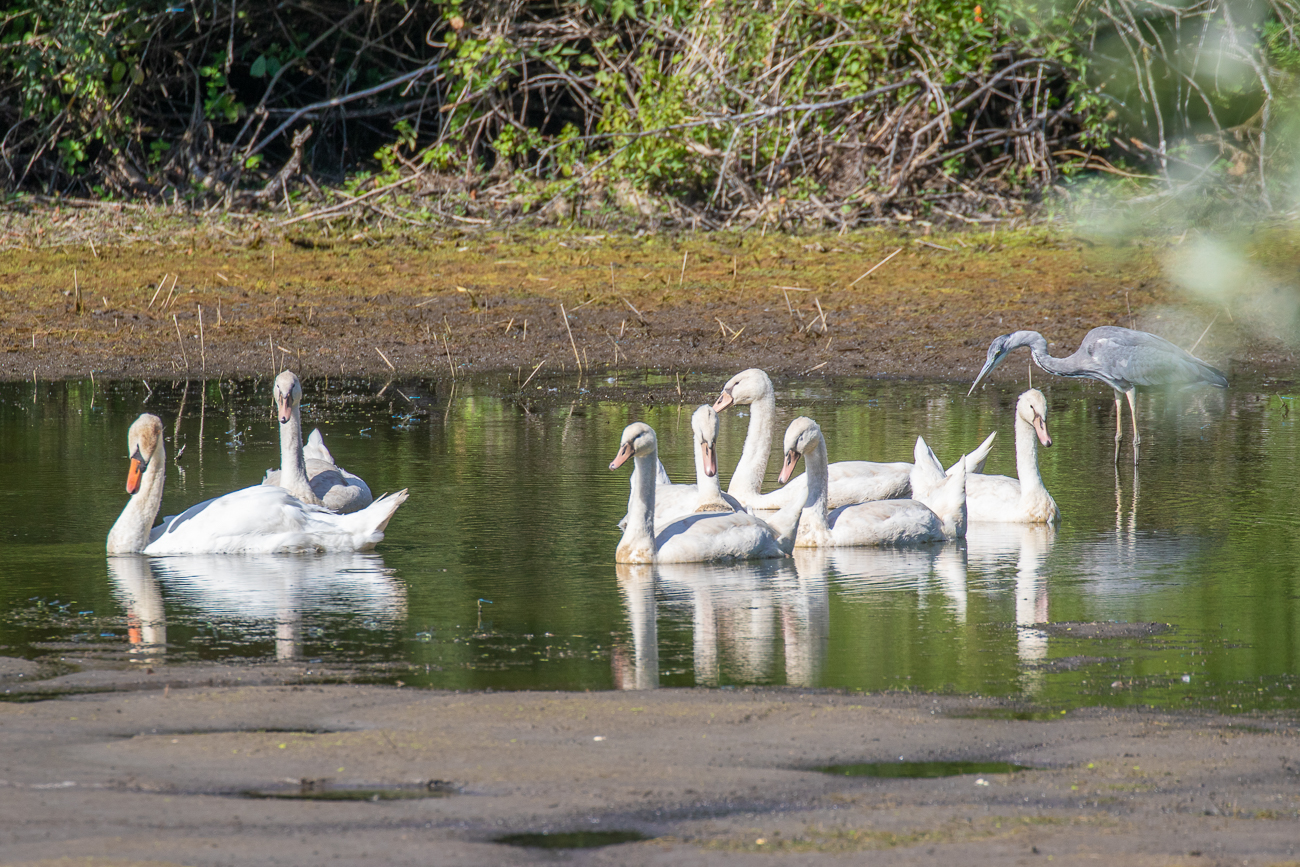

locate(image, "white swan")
(262, 370), (373, 514)
(915, 389), (1059, 524)
(610, 422), (786, 564)
(712, 368), (993, 511)
(107, 414), (408, 554)
(633, 405), (747, 530)
(778, 417), (967, 548)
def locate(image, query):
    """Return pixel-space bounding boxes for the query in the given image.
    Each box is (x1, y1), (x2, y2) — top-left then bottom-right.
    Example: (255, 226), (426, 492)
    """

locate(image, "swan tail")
(304, 428), (335, 464)
(960, 431), (997, 475)
(917, 459), (967, 539)
(908, 436), (946, 499)
(341, 488), (409, 549)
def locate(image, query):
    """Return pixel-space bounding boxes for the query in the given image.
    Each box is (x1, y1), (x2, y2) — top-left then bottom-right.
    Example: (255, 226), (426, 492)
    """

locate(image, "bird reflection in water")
(613, 557), (830, 690)
(829, 543), (970, 623)
(107, 554), (405, 662)
(966, 524), (1057, 690)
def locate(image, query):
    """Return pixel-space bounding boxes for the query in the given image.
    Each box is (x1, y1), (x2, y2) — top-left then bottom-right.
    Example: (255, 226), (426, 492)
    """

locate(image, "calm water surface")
(1, 373), (1297, 713)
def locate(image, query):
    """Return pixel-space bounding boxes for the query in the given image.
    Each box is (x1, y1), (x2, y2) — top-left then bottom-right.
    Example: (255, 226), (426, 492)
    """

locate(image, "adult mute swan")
(914, 389), (1059, 524)
(777, 417), (967, 548)
(712, 368), (993, 511)
(262, 370), (373, 514)
(610, 422), (786, 564)
(629, 405), (747, 530)
(107, 414), (408, 554)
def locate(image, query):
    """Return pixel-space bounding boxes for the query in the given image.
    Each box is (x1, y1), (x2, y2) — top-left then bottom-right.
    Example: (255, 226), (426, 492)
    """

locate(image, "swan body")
(262, 370), (373, 514)
(107, 414), (407, 555)
(713, 368), (993, 510)
(610, 422), (785, 564)
(915, 390), (1059, 524)
(778, 417), (966, 548)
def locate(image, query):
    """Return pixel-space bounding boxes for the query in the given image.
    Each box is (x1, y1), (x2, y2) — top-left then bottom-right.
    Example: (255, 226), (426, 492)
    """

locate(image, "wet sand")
(2, 660), (1298, 866)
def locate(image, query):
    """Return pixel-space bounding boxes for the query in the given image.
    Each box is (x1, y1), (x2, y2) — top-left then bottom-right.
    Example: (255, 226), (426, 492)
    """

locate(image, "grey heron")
(967, 326), (1227, 463)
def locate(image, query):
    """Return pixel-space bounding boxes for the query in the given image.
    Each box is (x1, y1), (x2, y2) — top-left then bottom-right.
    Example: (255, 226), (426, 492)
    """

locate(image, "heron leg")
(1113, 393), (1124, 464)
(1126, 388), (1141, 464)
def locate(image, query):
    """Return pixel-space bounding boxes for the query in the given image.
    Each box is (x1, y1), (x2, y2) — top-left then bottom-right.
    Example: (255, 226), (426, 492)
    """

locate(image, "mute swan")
(610, 422), (786, 564)
(107, 414), (408, 554)
(712, 368), (993, 510)
(627, 405), (747, 531)
(262, 370), (373, 514)
(914, 389), (1059, 524)
(777, 417), (967, 548)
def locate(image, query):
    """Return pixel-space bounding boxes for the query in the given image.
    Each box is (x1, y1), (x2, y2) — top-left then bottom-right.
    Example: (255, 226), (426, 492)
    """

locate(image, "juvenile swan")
(949, 389), (1060, 524)
(107, 414), (407, 555)
(262, 370), (373, 514)
(610, 422), (785, 564)
(627, 405), (747, 531)
(778, 417), (967, 548)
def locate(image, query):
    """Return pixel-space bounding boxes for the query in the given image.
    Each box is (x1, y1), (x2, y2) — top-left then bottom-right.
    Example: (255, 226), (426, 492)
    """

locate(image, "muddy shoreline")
(3, 225), (1294, 388)
(2, 662), (1298, 867)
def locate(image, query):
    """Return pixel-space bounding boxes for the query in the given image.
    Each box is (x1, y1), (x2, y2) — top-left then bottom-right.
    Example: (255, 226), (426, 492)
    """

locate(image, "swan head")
(125, 413), (164, 494)
(713, 368), (773, 412)
(610, 422), (656, 470)
(273, 370), (303, 425)
(691, 404), (719, 477)
(1017, 388), (1052, 447)
(777, 416), (821, 484)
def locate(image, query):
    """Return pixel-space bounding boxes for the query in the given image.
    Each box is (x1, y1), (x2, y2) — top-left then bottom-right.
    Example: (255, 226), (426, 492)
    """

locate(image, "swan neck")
(619, 451), (658, 555)
(796, 435), (831, 543)
(1015, 415), (1045, 494)
(106, 439), (166, 554)
(727, 392), (775, 500)
(278, 407), (319, 503)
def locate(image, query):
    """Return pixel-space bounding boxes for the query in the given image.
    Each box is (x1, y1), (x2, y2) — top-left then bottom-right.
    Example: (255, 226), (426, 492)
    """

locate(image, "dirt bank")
(3, 220), (1295, 387)
(1, 664), (1298, 867)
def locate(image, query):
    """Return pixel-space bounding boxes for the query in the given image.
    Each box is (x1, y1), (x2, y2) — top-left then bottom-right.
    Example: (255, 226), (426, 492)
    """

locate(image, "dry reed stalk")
(197, 304), (206, 373)
(173, 314), (189, 370)
(679, 251), (688, 287)
(520, 360), (544, 390)
(73, 268), (82, 315)
(560, 303), (582, 372)
(620, 296), (646, 324)
(375, 346), (396, 371)
(850, 247), (903, 286)
(148, 275), (167, 309)
(442, 334), (455, 379)
(814, 298), (827, 332)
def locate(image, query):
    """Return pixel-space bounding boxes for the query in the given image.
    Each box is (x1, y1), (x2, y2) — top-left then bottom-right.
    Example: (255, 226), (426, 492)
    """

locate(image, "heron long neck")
(794, 436), (831, 546)
(278, 406), (320, 504)
(619, 451), (659, 559)
(1015, 414), (1046, 497)
(106, 441), (166, 554)
(727, 391), (775, 500)
(1015, 331), (1075, 379)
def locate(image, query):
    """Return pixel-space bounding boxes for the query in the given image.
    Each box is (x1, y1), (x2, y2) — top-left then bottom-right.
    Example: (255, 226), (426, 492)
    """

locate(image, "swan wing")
(827, 500), (945, 546)
(654, 512), (783, 563)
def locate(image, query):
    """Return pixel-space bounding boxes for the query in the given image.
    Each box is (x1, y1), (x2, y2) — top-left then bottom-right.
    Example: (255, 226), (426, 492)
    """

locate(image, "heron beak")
(276, 392), (294, 424)
(701, 441), (717, 477)
(609, 441), (634, 470)
(966, 353), (1003, 397)
(1032, 413), (1052, 447)
(712, 390), (734, 413)
(126, 448), (147, 494)
(777, 448), (801, 485)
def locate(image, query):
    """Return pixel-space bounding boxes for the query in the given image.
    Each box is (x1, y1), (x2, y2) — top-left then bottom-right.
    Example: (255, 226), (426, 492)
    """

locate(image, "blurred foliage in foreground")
(0, 0), (1296, 229)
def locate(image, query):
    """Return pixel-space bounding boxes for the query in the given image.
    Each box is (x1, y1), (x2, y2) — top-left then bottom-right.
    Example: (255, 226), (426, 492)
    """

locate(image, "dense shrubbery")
(0, 0), (1295, 226)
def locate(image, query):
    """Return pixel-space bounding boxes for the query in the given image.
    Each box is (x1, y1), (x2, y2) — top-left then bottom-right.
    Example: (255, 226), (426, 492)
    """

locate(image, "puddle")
(814, 760), (1034, 778)
(242, 779), (457, 801)
(496, 830), (651, 849)
(944, 708), (1068, 721)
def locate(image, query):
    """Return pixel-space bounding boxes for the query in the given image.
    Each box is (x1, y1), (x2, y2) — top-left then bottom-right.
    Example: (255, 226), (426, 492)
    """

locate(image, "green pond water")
(0, 373), (1297, 713)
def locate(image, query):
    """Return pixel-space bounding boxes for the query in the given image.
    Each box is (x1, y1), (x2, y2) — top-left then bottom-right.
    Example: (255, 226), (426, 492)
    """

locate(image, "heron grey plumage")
(967, 326), (1228, 463)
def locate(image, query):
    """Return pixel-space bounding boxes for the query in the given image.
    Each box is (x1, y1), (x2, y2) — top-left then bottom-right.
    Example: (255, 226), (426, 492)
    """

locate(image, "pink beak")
(712, 391), (734, 413)
(777, 449), (801, 484)
(609, 442), (634, 470)
(1032, 413), (1052, 447)
(277, 393), (293, 424)
(701, 441), (717, 477)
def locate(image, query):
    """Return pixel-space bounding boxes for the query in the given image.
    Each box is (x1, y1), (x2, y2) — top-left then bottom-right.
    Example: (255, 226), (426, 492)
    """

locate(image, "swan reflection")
(828, 543), (970, 622)
(966, 523), (1057, 689)
(614, 557), (829, 689)
(107, 554), (405, 661)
